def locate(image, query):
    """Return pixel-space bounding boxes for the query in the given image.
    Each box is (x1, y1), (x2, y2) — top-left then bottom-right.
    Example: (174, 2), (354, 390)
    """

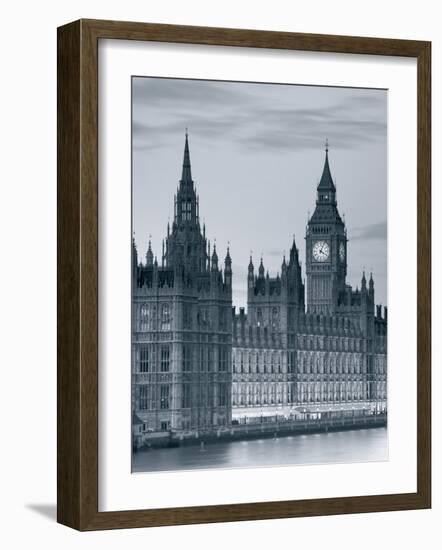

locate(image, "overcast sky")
(132, 77), (387, 310)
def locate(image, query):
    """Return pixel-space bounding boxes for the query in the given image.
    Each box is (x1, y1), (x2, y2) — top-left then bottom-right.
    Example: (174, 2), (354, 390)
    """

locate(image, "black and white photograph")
(0, 0), (435, 542)
(131, 76), (388, 473)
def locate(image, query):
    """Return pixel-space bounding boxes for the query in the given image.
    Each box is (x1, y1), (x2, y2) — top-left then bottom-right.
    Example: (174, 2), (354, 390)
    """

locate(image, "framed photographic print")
(57, 19), (431, 530)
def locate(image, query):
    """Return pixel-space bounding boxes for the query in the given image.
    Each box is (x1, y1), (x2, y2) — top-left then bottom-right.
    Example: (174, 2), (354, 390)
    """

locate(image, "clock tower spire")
(305, 142), (347, 314)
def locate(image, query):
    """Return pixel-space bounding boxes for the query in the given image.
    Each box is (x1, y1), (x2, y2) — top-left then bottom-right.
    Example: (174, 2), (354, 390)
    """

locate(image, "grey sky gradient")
(132, 77), (388, 309)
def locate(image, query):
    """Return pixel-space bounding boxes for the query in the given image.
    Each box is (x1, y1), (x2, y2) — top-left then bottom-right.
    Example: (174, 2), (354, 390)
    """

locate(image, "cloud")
(132, 77), (254, 110)
(132, 77), (387, 154)
(350, 221), (387, 241)
(265, 249), (284, 257)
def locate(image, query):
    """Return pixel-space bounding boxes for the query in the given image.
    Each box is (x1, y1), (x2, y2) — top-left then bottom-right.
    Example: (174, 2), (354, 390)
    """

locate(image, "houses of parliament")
(131, 133), (387, 438)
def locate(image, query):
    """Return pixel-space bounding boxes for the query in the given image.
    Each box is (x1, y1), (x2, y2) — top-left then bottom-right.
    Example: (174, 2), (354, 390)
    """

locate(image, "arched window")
(139, 345), (149, 372)
(161, 303), (171, 331)
(140, 304), (150, 331)
(257, 308), (263, 327)
(272, 307), (279, 329)
(232, 386), (237, 406)
(181, 200), (192, 221)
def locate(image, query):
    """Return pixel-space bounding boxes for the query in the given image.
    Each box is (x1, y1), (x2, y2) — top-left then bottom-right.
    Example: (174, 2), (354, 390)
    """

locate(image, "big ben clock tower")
(305, 142), (347, 314)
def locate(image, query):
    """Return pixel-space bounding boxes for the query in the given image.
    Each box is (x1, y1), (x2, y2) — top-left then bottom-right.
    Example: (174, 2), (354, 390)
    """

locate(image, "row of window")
(140, 303), (170, 331)
(255, 307), (280, 329)
(296, 381), (369, 402)
(137, 345), (386, 378)
(138, 382), (229, 410)
(139, 303), (229, 332)
(298, 334), (363, 352)
(231, 381), (387, 407)
(310, 225), (332, 233)
(232, 350), (288, 375)
(137, 344), (230, 373)
(232, 383), (292, 406)
(297, 352), (363, 375)
(181, 200), (192, 221)
(374, 355), (388, 374)
(138, 345), (170, 372)
(139, 384), (170, 410)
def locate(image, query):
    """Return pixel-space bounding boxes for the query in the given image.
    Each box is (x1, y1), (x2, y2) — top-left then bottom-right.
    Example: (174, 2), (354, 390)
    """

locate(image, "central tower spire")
(180, 129), (193, 185)
(166, 132), (206, 273)
(174, 131), (198, 226)
(317, 139), (336, 202)
(305, 142), (347, 314)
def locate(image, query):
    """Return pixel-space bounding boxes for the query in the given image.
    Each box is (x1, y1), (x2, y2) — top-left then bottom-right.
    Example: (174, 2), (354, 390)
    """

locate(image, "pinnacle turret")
(248, 255), (254, 275)
(211, 245), (218, 271)
(289, 235), (299, 264)
(132, 235), (138, 278)
(224, 247), (232, 270)
(361, 270), (367, 289)
(369, 272), (375, 300)
(146, 239), (154, 266)
(258, 257), (265, 278)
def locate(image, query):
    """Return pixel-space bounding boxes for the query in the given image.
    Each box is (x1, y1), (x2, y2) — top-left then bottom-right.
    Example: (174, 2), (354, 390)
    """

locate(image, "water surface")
(132, 427), (388, 473)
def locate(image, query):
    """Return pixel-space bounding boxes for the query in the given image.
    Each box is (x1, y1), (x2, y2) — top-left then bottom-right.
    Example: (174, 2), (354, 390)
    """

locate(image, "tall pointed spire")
(180, 129), (193, 184)
(318, 139), (336, 193)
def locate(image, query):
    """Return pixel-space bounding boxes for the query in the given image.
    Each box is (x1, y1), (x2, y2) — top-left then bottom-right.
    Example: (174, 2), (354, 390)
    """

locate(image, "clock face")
(312, 241), (330, 262)
(339, 242), (345, 261)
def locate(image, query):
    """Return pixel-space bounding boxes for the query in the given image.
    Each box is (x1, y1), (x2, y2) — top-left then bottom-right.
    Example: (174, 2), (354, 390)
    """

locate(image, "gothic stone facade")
(132, 135), (387, 437)
(132, 134), (232, 435)
(232, 145), (387, 419)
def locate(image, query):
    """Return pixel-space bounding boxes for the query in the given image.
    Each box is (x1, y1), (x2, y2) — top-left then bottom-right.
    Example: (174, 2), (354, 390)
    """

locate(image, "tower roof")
(180, 130), (193, 184)
(145, 239), (154, 266)
(309, 142), (343, 226)
(289, 234), (298, 261)
(224, 246), (232, 268)
(211, 244), (218, 269)
(317, 142), (336, 193)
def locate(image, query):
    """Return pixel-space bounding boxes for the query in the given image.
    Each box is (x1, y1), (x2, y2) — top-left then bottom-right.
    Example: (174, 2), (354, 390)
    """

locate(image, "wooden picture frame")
(57, 18), (431, 531)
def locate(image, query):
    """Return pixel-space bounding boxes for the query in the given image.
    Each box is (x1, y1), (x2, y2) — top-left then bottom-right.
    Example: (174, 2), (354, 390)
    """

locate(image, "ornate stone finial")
(248, 252), (254, 274)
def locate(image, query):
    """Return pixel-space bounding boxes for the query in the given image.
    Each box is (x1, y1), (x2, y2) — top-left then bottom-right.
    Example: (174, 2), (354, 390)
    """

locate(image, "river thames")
(132, 427), (388, 473)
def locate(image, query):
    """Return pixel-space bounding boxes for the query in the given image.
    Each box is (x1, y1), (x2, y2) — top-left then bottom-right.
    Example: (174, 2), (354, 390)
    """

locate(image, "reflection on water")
(132, 427), (388, 473)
